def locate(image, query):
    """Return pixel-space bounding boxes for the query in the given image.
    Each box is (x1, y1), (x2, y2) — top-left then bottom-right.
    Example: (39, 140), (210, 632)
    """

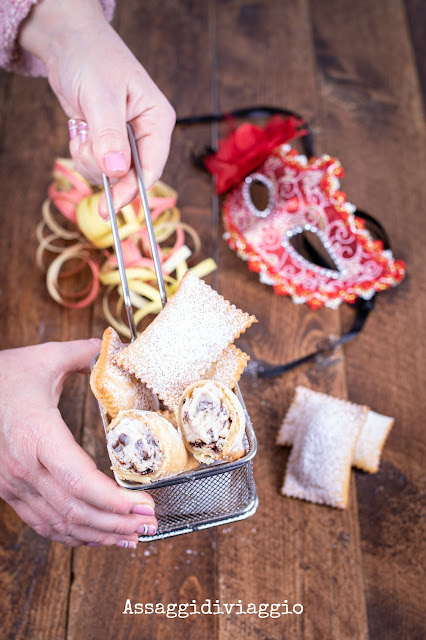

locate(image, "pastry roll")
(114, 271), (256, 410)
(176, 380), (246, 464)
(90, 327), (159, 419)
(106, 410), (199, 484)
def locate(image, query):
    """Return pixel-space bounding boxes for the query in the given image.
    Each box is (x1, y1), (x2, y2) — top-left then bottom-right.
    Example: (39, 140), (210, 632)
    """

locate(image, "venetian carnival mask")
(203, 115), (405, 309)
(175, 109), (406, 375)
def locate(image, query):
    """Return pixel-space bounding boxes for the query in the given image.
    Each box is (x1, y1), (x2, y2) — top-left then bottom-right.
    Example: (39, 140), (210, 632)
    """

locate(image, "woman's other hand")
(0, 340), (157, 547)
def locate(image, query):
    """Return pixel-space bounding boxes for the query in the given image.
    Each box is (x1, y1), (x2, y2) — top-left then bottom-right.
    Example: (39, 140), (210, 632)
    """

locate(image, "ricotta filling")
(182, 382), (231, 452)
(107, 417), (163, 474)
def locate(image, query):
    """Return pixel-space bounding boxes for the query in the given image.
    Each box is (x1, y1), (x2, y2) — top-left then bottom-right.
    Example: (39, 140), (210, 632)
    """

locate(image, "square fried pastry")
(281, 387), (369, 508)
(203, 344), (249, 390)
(277, 386), (394, 474)
(114, 271), (256, 409)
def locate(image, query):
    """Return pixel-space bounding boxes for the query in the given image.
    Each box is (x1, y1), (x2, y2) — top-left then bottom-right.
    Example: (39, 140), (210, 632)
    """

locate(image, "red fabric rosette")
(204, 115), (307, 194)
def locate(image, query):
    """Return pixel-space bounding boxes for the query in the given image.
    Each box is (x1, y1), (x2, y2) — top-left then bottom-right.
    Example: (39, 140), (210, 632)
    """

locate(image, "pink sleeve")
(0, 0), (116, 77)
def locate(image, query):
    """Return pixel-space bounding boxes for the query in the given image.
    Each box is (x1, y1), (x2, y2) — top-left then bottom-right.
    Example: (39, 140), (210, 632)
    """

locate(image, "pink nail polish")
(104, 151), (126, 172)
(117, 540), (137, 549)
(136, 524), (153, 536)
(132, 504), (155, 516)
(86, 542), (102, 547)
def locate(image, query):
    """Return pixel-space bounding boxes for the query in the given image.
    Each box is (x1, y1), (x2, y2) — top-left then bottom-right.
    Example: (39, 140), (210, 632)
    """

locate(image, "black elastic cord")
(176, 105), (315, 158)
(354, 209), (391, 250)
(258, 296), (375, 377)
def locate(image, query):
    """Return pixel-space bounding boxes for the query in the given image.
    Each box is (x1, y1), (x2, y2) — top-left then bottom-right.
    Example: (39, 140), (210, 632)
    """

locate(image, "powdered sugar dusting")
(277, 385), (368, 447)
(281, 386), (368, 508)
(276, 386), (306, 446)
(114, 272), (256, 409)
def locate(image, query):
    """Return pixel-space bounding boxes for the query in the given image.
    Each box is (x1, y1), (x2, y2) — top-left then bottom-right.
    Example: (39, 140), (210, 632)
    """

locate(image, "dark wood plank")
(404, 0), (426, 103)
(309, 1), (426, 638)
(67, 2), (219, 639)
(0, 71), (91, 637)
(1, 1), (424, 639)
(214, 1), (367, 638)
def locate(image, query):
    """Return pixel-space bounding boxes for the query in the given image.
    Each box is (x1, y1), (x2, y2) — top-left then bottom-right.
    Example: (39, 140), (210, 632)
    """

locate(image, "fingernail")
(137, 524), (157, 536)
(117, 540), (137, 549)
(104, 151), (126, 172)
(86, 542), (102, 547)
(143, 170), (155, 189)
(132, 504), (155, 516)
(68, 118), (78, 140)
(78, 121), (88, 143)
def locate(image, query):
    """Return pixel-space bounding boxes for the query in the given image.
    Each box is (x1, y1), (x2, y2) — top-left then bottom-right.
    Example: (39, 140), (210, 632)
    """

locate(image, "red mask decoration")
(205, 117), (405, 309)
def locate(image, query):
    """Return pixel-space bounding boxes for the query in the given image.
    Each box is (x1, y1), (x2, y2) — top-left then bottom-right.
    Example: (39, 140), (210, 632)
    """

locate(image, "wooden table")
(1, 1), (424, 638)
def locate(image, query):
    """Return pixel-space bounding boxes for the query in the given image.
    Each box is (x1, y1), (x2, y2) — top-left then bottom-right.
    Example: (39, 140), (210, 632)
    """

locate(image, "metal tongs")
(101, 123), (167, 339)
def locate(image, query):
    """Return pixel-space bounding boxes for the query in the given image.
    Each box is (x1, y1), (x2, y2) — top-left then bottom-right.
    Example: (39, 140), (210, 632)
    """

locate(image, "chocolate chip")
(190, 440), (205, 449)
(112, 432), (129, 451)
(135, 439), (150, 461)
(198, 400), (214, 412)
(129, 462), (152, 475)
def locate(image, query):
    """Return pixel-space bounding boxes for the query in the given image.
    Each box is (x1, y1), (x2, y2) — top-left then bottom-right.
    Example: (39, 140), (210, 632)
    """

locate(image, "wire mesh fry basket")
(94, 123), (258, 542)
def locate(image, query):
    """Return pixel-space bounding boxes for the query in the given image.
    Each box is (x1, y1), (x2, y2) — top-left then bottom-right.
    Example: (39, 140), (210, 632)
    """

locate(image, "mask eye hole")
(249, 180), (270, 212)
(289, 229), (340, 273)
(243, 174), (274, 218)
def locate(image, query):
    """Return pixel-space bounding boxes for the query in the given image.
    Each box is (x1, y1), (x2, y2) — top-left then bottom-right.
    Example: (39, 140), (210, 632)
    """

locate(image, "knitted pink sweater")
(0, 0), (115, 76)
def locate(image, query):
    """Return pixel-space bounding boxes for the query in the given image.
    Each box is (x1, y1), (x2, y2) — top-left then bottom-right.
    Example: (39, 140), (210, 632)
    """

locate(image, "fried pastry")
(352, 409), (394, 473)
(106, 410), (199, 484)
(277, 385), (393, 474)
(156, 409), (178, 429)
(203, 344), (249, 390)
(114, 271), (256, 410)
(176, 380), (246, 464)
(281, 388), (368, 508)
(90, 326), (159, 419)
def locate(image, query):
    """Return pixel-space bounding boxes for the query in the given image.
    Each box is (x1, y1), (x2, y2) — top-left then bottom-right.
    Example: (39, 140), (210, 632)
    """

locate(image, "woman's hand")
(20, 0), (176, 217)
(0, 340), (157, 547)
